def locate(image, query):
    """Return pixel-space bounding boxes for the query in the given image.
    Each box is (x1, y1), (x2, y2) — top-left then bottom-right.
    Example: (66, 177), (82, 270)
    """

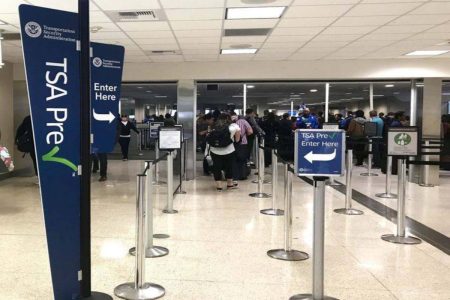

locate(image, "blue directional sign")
(295, 129), (345, 177)
(91, 42), (125, 153)
(20, 4), (81, 299)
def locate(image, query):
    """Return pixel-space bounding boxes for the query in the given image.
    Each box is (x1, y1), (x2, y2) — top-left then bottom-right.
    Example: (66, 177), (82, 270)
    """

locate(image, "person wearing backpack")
(347, 110), (367, 166)
(206, 113), (241, 191)
(15, 115), (37, 177)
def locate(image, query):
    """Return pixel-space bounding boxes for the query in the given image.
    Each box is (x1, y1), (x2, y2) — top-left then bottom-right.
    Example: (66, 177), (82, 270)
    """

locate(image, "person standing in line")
(15, 115), (38, 183)
(231, 112), (253, 180)
(369, 110), (384, 168)
(245, 108), (265, 162)
(164, 113), (176, 126)
(347, 110), (367, 166)
(277, 113), (295, 162)
(296, 107), (319, 129)
(92, 151), (108, 181)
(118, 115), (139, 161)
(261, 112), (279, 167)
(207, 113), (241, 191)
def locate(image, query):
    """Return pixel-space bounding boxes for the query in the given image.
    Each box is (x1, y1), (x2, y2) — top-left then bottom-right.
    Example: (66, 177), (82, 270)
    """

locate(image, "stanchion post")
(114, 175), (165, 299)
(267, 164), (308, 261)
(176, 141), (187, 194)
(360, 139), (377, 176)
(249, 137), (270, 198)
(153, 140), (160, 184)
(163, 151), (178, 214)
(334, 149), (363, 215)
(253, 136), (271, 184)
(381, 159), (421, 245)
(290, 177), (338, 300)
(137, 132), (144, 156)
(260, 149), (284, 215)
(419, 140), (434, 187)
(376, 156), (397, 198)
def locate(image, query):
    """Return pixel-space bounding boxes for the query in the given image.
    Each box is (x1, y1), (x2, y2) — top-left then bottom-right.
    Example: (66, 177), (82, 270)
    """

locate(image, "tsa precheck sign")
(295, 129), (345, 177)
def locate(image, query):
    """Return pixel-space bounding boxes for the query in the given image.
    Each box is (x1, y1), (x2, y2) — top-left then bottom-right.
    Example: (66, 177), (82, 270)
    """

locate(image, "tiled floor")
(0, 160), (449, 300)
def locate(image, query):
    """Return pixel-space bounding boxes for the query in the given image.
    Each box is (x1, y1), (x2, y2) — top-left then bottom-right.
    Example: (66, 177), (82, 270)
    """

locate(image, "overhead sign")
(150, 122), (163, 139)
(91, 42), (125, 153)
(159, 126), (182, 150)
(387, 127), (418, 156)
(20, 4), (80, 299)
(295, 129), (345, 177)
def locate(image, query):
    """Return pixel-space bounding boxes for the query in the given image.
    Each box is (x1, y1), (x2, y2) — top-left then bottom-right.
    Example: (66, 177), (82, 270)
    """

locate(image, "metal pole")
(261, 149), (284, 215)
(267, 164), (308, 261)
(249, 138), (270, 198)
(334, 149), (363, 215)
(176, 141), (187, 194)
(154, 140), (160, 184)
(138, 132), (144, 156)
(243, 83), (247, 112)
(325, 82), (329, 123)
(420, 141), (434, 187)
(409, 80), (418, 182)
(376, 156), (397, 198)
(361, 139), (377, 176)
(290, 178), (337, 300)
(163, 152), (178, 213)
(381, 159), (421, 245)
(114, 175), (165, 299)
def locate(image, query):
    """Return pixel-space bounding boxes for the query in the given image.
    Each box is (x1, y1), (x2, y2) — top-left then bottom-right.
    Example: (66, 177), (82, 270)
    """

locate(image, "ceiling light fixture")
(385, 84), (395, 88)
(146, 90), (152, 93)
(310, 89), (318, 93)
(155, 95), (167, 98)
(247, 85), (255, 88)
(221, 48), (258, 54)
(405, 50), (449, 56)
(137, 86), (144, 89)
(226, 6), (286, 20)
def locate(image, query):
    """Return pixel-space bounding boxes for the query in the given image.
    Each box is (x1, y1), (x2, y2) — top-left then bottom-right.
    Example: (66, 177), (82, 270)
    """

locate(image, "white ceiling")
(1, 0), (450, 64)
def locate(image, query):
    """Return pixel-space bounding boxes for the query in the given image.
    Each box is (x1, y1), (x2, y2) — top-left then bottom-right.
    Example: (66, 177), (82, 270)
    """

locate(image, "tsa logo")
(92, 57), (103, 68)
(24, 22), (42, 38)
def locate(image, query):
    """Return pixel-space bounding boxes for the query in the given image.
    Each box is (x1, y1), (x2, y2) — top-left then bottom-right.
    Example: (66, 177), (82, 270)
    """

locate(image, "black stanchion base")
(260, 208), (284, 216)
(162, 209), (178, 214)
(82, 291), (113, 300)
(333, 208), (364, 215)
(381, 234), (422, 245)
(114, 282), (165, 300)
(129, 246), (169, 258)
(290, 294), (339, 300)
(375, 192), (397, 199)
(267, 249), (309, 261)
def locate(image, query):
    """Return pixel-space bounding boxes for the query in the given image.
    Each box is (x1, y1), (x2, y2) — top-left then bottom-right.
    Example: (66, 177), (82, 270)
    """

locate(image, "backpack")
(206, 126), (233, 148)
(16, 127), (34, 153)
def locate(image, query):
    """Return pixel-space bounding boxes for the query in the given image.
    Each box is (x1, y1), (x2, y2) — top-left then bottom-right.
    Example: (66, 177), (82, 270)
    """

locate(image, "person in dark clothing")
(164, 113), (176, 127)
(245, 108), (265, 164)
(277, 113), (295, 162)
(261, 112), (279, 167)
(347, 110), (367, 166)
(15, 115), (37, 176)
(119, 115), (139, 161)
(92, 152), (108, 181)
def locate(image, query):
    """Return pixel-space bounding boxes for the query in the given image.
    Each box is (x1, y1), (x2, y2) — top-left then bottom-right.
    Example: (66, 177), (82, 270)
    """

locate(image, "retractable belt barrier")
(115, 162), (166, 300)
(249, 136), (271, 198)
(260, 148), (284, 216)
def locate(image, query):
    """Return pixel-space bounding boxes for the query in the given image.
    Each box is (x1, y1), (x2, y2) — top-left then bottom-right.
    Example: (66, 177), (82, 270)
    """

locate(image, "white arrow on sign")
(304, 149), (336, 164)
(93, 109), (115, 124)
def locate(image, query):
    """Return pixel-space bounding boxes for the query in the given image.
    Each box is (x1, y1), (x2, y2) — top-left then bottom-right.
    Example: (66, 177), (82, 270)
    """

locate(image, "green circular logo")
(394, 133), (411, 146)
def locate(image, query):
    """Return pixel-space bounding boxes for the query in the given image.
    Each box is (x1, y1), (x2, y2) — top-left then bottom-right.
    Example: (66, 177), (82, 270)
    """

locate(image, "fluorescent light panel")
(226, 7), (286, 20)
(221, 48), (257, 54)
(406, 50), (449, 56)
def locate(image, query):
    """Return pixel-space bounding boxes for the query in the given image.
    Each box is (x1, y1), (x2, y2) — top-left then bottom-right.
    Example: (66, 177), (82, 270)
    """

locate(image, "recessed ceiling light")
(146, 90), (152, 93)
(155, 95), (167, 98)
(247, 85), (255, 88)
(405, 50), (449, 56)
(221, 48), (257, 54)
(137, 86), (144, 89)
(310, 89), (318, 93)
(226, 6), (286, 20)
(346, 92), (352, 95)
(374, 94), (385, 97)
(232, 95), (243, 98)
(385, 84), (395, 88)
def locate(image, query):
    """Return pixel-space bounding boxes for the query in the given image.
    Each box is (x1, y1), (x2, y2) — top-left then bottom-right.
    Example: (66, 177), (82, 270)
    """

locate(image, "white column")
(243, 83), (247, 112)
(325, 82), (330, 122)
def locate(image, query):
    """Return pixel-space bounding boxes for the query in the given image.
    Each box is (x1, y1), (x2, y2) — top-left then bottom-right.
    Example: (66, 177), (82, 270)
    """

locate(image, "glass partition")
(329, 83), (370, 123)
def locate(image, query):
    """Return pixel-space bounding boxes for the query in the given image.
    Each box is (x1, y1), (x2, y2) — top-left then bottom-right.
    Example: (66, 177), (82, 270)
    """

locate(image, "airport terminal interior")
(0, 0), (450, 299)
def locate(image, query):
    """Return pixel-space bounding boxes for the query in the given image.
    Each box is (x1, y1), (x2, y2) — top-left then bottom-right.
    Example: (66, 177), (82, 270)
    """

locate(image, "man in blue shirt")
(296, 108), (319, 129)
(370, 110), (384, 168)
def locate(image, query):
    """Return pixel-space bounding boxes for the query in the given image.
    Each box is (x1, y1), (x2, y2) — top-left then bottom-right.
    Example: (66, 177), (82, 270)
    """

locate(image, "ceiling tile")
(219, 54), (255, 61)
(271, 27), (324, 36)
(178, 37), (221, 44)
(165, 8), (224, 21)
(221, 41), (264, 49)
(90, 22), (121, 32)
(322, 26), (377, 35)
(0, 0), (27, 14)
(346, 40), (394, 48)
(127, 31), (174, 38)
(258, 48), (298, 54)
(362, 0), (426, 2)
(93, 0), (160, 10)
(374, 24), (434, 34)
(140, 44), (179, 50)
(253, 56), (287, 61)
(285, 5), (353, 18)
(313, 34), (361, 42)
(221, 36), (267, 43)
(333, 16), (396, 26)
(426, 22), (450, 33)
(263, 42), (302, 48)
(224, 19), (278, 29)
(170, 20), (222, 30)
(345, 3), (423, 16)
(0, 14), (20, 25)
(174, 30), (221, 38)
(410, 2), (450, 15)
(182, 49), (218, 55)
(297, 47), (337, 53)
(293, 0), (358, 4)
(0, 24), (19, 33)
(359, 33), (414, 41)
(390, 15), (450, 25)
(278, 17), (337, 27)
(160, 0), (224, 9)
(266, 35), (312, 43)
(184, 55), (218, 61)
(28, 0), (98, 12)
(91, 31), (129, 39)
(90, 11), (112, 22)
(302, 41), (349, 48)
(117, 21), (171, 32)
(407, 32), (450, 40)
(288, 53), (325, 60)
(134, 38), (177, 45)
(181, 43), (221, 49)
(151, 55), (184, 62)
(227, 0), (291, 7)
(123, 49), (146, 56)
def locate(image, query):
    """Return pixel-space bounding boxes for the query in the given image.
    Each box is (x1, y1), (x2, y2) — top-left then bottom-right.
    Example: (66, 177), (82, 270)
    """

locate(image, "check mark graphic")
(42, 146), (78, 172)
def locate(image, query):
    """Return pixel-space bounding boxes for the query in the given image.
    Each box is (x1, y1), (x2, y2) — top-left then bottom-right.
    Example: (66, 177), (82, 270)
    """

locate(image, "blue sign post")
(20, 4), (81, 299)
(91, 42), (125, 153)
(294, 129), (345, 177)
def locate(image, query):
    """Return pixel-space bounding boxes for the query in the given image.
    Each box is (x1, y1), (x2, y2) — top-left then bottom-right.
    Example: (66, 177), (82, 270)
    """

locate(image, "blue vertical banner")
(91, 42), (125, 153)
(19, 5), (81, 300)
